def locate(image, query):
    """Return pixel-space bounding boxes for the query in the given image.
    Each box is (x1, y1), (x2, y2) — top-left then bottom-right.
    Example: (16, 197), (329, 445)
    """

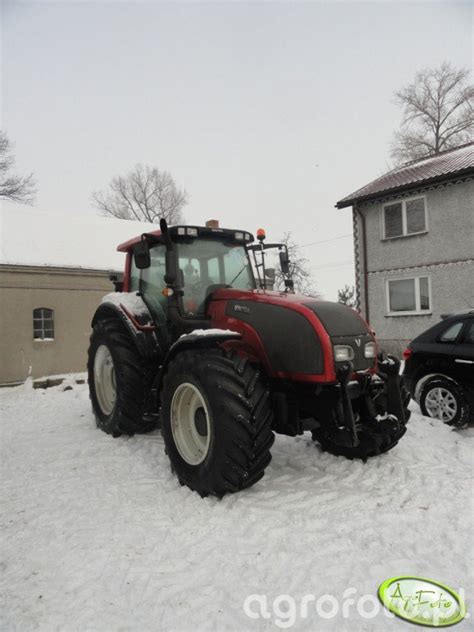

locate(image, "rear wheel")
(419, 377), (470, 427)
(161, 349), (274, 497)
(87, 319), (156, 436)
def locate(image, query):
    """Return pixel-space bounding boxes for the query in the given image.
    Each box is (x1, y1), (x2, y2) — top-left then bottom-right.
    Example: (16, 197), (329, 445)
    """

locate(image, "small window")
(386, 276), (431, 316)
(383, 196), (427, 239)
(33, 308), (54, 340)
(384, 203), (403, 238)
(439, 321), (463, 342)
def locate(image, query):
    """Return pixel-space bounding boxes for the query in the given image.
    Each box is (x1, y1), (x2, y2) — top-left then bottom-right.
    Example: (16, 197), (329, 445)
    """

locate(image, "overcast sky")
(1, 1), (472, 299)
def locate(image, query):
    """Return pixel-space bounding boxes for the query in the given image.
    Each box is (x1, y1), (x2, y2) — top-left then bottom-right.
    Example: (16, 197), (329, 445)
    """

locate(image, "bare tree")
(337, 284), (355, 308)
(274, 232), (319, 296)
(391, 62), (473, 163)
(0, 131), (36, 204)
(92, 164), (188, 224)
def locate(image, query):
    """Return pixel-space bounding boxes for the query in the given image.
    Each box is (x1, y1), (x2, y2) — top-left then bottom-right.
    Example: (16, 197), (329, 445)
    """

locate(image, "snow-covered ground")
(1, 377), (472, 631)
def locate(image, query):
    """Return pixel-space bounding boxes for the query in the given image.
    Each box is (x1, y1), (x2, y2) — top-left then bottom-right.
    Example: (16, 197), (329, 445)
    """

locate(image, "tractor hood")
(207, 288), (375, 383)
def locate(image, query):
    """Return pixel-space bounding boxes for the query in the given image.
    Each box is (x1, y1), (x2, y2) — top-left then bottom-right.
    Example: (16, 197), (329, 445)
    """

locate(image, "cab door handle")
(455, 359), (474, 364)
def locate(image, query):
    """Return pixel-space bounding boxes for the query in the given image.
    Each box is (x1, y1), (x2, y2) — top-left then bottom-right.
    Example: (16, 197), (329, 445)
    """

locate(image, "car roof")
(410, 311), (473, 345)
(440, 308), (474, 320)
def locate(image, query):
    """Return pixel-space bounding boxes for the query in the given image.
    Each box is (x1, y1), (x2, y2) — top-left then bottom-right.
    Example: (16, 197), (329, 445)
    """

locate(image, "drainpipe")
(356, 205), (370, 324)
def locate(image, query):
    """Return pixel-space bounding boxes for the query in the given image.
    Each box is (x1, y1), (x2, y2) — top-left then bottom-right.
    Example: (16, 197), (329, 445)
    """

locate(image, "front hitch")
(377, 354), (406, 426)
(335, 362), (359, 447)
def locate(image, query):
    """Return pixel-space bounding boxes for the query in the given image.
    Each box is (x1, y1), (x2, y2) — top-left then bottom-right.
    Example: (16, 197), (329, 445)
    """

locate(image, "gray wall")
(0, 266), (115, 384)
(367, 261), (474, 355)
(354, 177), (474, 355)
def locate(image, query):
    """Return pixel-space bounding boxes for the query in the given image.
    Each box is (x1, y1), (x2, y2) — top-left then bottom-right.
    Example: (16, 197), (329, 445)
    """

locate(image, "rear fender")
(91, 299), (162, 362)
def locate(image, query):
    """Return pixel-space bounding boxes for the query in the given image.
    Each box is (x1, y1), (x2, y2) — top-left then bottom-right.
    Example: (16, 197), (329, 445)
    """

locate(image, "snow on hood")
(179, 328), (240, 339)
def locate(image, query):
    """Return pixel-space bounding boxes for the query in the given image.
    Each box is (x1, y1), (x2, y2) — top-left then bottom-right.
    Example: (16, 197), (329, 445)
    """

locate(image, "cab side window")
(439, 321), (463, 343)
(141, 246), (167, 307)
(129, 257), (140, 292)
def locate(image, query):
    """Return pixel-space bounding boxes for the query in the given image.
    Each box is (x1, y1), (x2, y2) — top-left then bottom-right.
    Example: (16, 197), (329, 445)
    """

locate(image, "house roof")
(336, 142), (474, 209)
(0, 207), (157, 271)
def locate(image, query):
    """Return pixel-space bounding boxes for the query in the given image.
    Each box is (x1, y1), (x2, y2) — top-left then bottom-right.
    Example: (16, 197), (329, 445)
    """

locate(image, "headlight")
(235, 231), (244, 240)
(186, 227), (198, 236)
(334, 345), (354, 362)
(364, 342), (376, 359)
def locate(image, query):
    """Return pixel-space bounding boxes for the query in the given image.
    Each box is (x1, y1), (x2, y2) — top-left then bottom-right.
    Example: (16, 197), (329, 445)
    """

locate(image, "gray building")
(337, 143), (474, 355)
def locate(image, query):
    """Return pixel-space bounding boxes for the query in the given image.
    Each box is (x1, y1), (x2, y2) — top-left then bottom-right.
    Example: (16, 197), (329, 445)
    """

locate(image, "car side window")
(463, 320), (474, 344)
(439, 321), (463, 343)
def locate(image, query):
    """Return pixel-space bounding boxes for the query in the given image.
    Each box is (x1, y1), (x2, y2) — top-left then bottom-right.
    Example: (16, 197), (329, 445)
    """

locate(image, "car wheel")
(419, 377), (470, 427)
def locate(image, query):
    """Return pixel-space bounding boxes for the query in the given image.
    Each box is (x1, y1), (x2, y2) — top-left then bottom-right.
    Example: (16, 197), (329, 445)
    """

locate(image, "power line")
(309, 259), (354, 271)
(299, 233), (352, 248)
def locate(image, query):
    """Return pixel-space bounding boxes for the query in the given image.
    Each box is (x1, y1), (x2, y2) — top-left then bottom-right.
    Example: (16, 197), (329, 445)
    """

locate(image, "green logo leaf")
(378, 576), (466, 627)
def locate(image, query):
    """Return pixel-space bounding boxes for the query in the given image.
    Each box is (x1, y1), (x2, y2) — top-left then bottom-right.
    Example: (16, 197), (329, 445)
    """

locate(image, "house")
(336, 142), (474, 356)
(0, 208), (156, 385)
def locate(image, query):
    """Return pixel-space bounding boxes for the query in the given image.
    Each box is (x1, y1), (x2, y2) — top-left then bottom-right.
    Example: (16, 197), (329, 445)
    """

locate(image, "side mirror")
(133, 239), (151, 270)
(279, 250), (290, 275)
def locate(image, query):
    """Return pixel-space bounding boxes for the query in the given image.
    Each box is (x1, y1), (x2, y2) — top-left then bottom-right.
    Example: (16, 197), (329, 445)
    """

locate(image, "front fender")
(157, 329), (242, 389)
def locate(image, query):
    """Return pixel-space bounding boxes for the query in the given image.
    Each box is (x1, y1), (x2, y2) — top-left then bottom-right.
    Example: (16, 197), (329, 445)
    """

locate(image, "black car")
(403, 310), (474, 427)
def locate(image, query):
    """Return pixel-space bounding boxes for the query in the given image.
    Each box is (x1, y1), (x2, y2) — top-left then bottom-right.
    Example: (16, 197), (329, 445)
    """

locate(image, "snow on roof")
(336, 142), (474, 208)
(0, 207), (157, 271)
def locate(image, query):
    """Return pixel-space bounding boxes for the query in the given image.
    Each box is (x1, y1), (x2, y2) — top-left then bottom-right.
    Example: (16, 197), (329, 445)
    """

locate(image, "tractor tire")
(373, 376), (412, 423)
(419, 377), (470, 427)
(312, 420), (407, 462)
(87, 318), (156, 436)
(161, 349), (274, 497)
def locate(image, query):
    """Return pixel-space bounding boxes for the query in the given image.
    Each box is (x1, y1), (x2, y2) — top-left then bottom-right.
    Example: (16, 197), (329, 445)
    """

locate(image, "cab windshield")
(177, 238), (255, 315)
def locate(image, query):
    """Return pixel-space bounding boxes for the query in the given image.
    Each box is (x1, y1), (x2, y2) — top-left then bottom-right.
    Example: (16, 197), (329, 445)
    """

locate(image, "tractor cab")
(118, 220), (291, 334)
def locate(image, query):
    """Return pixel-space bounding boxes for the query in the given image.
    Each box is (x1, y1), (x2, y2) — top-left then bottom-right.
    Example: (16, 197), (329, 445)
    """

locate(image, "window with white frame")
(383, 196), (427, 239)
(33, 308), (54, 340)
(386, 276), (431, 315)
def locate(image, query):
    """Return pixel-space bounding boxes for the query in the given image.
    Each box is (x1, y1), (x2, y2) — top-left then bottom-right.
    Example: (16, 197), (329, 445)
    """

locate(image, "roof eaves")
(335, 166), (474, 209)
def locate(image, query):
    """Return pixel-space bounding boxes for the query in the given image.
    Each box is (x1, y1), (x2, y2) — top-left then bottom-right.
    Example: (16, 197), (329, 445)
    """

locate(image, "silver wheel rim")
(425, 387), (457, 422)
(93, 345), (116, 416)
(170, 382), (211, 465)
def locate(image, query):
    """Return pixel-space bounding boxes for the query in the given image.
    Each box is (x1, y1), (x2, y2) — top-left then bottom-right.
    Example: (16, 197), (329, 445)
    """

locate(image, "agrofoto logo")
(243, 579), (467, 628)
(378, 576), (467, 627)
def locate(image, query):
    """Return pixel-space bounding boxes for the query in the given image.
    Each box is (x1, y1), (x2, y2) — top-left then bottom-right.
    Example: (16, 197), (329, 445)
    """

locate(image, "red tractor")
(88, 220), (409, 496)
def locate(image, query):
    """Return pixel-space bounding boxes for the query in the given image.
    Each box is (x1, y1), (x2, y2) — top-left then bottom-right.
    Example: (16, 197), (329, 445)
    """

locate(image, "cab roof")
(117, 225), (254, 253)
(117, 230), (161, 252)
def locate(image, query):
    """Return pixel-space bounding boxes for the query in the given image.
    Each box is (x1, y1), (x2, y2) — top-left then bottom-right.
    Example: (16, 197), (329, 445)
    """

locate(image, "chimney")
(205, 219), (219, 228)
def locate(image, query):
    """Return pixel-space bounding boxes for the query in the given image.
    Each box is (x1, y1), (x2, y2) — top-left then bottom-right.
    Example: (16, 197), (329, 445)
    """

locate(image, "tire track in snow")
(1, 382), (472, 631)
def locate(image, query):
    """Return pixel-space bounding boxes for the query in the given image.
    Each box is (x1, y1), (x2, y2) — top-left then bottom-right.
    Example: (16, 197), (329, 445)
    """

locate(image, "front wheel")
(419, 377), (470, 427)
(312, 417), (406, 461)
(161, 349), (274, 497)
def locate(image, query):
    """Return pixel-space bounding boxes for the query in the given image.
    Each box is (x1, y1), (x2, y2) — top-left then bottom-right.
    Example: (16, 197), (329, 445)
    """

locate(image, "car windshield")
(177, 238), (255, 315)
